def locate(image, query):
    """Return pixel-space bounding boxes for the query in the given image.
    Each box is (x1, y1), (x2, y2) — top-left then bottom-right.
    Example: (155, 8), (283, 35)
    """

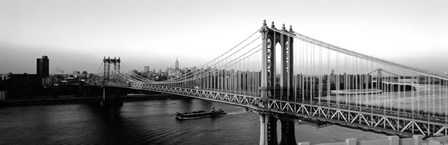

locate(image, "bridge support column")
(279, 119), (296, 145)
(259, 114), (268, 145)
(101, 96), (123, 107)
(100, 87), (123, 107)
(259, 20), (296, 145)
(259, 113), (278, 145)
(101, 57), (123, 107)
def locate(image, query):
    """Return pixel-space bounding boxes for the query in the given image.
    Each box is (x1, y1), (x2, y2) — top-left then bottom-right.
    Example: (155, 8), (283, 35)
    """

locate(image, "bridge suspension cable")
(271, 28), (448, 80)
(164, 44), (261, 81)
(109, 29), (263, 90)
(165, 35), (261, 83)
(134, 43), (262, 86)
(158, 29), (262, 84)
(163, 44), (262, 84)
(103, 22), (448, 137)
(273, 26), (448, 137)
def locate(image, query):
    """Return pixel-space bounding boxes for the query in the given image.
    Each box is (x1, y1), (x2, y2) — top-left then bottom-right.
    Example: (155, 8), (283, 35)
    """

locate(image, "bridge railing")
(103, 22), (448, 137)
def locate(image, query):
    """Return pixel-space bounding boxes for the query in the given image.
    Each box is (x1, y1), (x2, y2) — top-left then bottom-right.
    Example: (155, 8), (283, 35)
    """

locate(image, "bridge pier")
(100, 87), (123, 107)
(259, 20), (296, 145)
(100, 95), (123, 107)
(259, 112), (297, 145)
(101, 57), (123, 107)
(259, 113), (278, 145)
(259, 114), (268, 145)
(279, 119), (296, 145)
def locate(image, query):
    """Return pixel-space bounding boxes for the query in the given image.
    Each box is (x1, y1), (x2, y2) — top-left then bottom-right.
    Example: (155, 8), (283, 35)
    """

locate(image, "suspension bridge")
(96, 20), (448, 145)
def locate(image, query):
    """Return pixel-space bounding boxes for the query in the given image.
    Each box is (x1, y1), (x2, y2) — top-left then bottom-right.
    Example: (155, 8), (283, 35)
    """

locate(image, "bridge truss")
(101, 20), (448, 139)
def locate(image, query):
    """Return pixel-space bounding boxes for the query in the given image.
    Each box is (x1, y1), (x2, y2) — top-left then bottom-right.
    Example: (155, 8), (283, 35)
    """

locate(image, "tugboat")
(175, 107), (226, 120)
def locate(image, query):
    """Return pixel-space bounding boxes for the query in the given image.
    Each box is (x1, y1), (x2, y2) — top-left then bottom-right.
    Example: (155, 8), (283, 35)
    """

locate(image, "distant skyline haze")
(0, 0), (447, 74)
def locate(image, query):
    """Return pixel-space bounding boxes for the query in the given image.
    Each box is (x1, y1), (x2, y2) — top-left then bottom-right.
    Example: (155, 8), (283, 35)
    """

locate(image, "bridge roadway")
(108, 82), (448, 138)
(97, 21), (448, 145)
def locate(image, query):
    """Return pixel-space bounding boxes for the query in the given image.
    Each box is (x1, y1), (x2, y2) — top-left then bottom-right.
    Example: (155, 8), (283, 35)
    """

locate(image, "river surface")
(0, 96), (387, 145)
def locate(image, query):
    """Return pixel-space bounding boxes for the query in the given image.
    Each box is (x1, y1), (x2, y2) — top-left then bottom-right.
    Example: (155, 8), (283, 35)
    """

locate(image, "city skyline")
(2, 1), (448, 144)
(0, 0), (447, 74)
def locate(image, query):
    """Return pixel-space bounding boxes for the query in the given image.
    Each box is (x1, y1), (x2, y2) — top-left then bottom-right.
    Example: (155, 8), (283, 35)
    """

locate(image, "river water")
(0, 96), (387, 145)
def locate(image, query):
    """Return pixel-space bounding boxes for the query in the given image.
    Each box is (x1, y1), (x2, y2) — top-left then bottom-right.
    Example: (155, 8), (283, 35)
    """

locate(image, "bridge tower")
(259, 20), (296, 145)
(102, 57), (123, 107)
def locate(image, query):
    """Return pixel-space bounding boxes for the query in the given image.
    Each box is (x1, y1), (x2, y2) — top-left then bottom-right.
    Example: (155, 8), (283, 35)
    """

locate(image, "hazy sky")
(0, 0), (447, 74)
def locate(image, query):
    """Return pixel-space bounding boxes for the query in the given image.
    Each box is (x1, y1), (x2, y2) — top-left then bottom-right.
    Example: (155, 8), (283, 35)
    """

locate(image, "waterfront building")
(37, 56), (49, 78)
(0, 73), (41, 100)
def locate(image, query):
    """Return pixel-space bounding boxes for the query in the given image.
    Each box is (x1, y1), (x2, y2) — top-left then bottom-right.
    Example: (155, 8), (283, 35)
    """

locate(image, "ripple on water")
(0, 97), (387, 145)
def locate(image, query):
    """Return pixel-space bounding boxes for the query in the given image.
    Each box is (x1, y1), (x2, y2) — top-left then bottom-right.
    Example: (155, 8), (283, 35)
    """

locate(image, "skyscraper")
(37, 56), (49, 78)
(175, 57), (179, 70)
(144, 66), (149, 73)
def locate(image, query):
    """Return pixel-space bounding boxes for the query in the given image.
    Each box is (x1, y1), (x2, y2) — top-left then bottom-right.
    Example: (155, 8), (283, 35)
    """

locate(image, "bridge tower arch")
(259, 20), (296, 145)
(102, 57), (123, 107)
(260, 20), (294, 102)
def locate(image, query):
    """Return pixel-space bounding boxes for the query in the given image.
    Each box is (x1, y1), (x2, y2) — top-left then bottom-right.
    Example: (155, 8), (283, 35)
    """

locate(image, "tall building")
(175, 57), (179, 70)
(36, 56), (49, 78)
(144, 66), (150, 73)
